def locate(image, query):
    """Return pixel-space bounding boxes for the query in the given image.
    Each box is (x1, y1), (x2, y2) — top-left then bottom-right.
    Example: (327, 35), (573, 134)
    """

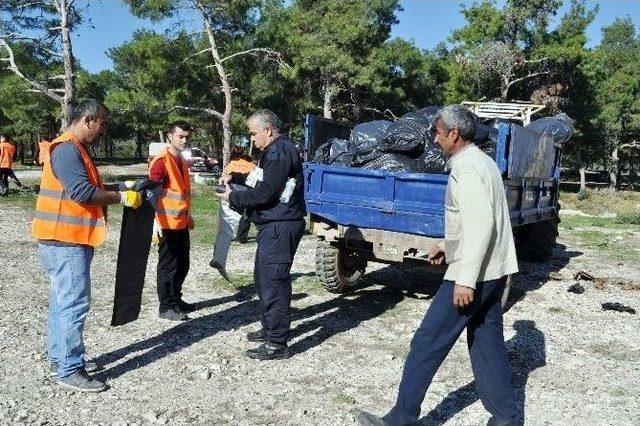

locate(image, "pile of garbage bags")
(313, 106), (574, 174)
(313, 106), (499, 173)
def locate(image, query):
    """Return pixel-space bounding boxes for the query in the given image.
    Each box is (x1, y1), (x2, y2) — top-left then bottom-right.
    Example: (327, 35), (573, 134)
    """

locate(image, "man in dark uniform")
(215, 109), (305, 360)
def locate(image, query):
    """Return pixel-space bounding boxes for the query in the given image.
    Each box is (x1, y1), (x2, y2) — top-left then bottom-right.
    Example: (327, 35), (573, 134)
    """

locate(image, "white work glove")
(152, 219), (163, 244)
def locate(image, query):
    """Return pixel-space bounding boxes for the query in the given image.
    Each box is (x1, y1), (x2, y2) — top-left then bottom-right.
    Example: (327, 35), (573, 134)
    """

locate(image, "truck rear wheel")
(514, 210), (559, 262)
(315, 240), (367, 293)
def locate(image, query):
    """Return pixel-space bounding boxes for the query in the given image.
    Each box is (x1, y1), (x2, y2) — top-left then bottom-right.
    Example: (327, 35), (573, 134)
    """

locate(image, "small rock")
(548, 271), (564, 281)
(602, 302), (636, 314)
(199, 368), (211, 380)
(567, 283), (585, 294)
(221, 359), (229, 366)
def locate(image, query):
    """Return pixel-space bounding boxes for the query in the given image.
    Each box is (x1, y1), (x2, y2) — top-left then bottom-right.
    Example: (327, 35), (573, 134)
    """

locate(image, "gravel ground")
(0, 177), (639, 425)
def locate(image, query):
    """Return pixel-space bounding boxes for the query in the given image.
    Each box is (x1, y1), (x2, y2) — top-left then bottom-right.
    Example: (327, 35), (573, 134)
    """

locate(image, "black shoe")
(246, 328), (267, 342)
(177, 299), (197, 313)
(357, 410), (387, 426)
(209, 259), (231, 282)
(159, 307), (189, 321)
(57, 369), (108, 393)
(245, 341), (290, 360)
(235, 238), (248, 244)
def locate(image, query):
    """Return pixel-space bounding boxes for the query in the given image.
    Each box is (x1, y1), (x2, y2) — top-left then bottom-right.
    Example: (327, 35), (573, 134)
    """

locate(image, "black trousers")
(0, 168), (21, 194)
(157, 228), (190, 312)
(253, 219), (305, 344)
(236, 214), (251, 241)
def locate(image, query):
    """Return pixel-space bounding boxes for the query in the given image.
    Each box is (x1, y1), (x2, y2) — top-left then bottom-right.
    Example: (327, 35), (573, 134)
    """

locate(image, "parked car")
(148, 143), (222, 176)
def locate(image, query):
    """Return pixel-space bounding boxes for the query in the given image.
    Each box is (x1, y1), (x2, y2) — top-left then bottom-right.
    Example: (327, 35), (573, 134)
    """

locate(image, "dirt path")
(0, 201), (638, 425)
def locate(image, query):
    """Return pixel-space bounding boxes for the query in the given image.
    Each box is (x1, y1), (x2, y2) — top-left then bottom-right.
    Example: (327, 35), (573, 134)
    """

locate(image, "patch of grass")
(0, 188), (37, 210)
(576, 230), (640, 262)
(560, 189), (640, 217)
(547, 306), (566, 314)
(190, 184), (220, 245)
(333, 393), (356, 405)
(292, 275), (324, 295)
(615, 214), (640, 225)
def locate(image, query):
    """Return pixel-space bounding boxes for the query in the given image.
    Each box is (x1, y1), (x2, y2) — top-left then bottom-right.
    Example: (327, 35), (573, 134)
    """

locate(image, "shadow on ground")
(504, 243), (582, 311)
(418, 320), (546, 425)
(95, 266), (441, 380)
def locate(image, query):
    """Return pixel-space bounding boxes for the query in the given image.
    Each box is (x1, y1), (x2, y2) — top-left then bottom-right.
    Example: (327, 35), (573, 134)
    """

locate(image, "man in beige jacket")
(359, 105), (520, 426)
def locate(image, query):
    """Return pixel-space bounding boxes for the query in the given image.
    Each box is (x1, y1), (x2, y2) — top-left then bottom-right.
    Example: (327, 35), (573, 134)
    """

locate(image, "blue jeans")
(39, 244), (93, 378)
(384, 278), (520, 425)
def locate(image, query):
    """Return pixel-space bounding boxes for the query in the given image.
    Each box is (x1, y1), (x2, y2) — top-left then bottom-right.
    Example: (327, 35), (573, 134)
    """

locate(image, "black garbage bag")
(350, 120), (391, 165)
(381, 106), (441, 154)
(361, 153), (417, 173)
(313, 141), (331, 164)
(525, 113), (574, 146)
(475, 122), (499, 159)
(328, 138), (356, 166)
(312, 138), (356, 166)
(415, 142), (448, 174)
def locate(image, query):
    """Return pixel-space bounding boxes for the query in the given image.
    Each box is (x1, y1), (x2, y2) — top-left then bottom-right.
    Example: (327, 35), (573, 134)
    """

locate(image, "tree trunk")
(501, 76), (510, 101)
(609, 144), (618, 190)
(200, 2), (232, 168)
(323, 81), (333, 119)
(135, 130), (143, 158)
(59, 0), (75, 129)
(579, 166), (587, 192)
(577, 151), (586, 192)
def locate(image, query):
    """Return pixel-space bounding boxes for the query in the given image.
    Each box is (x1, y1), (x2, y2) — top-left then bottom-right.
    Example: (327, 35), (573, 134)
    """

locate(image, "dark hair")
(169, 121), (192, 134)
(69, 99), (110, 124)
(248, 109), (283, 134)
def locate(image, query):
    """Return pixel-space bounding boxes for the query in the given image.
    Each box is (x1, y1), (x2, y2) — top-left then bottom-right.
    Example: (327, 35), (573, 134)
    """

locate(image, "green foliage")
(1, 0), (638, 185)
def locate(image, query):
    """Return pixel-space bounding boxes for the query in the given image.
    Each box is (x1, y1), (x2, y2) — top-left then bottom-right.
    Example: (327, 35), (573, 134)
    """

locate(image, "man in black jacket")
(215, 109), (305, 360)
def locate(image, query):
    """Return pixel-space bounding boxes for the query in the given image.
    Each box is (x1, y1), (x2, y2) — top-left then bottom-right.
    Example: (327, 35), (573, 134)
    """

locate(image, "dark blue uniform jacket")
(229, 135), (305, 224)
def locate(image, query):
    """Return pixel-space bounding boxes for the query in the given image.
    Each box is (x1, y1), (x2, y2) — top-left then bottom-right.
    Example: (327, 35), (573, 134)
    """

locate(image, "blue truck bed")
(303, 115), (561, 238)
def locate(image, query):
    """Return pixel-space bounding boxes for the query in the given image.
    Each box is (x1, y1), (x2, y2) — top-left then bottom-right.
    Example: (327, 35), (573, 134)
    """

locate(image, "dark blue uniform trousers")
(254, 219), (305, 344)
(384, 277), (520, 426)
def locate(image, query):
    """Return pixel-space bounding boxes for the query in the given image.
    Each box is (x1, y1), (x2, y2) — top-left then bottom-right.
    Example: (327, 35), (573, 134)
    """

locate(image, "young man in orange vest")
(33, 99), (143, 392)
(0, 134), (23, 194)
(149, 121), (196, 321)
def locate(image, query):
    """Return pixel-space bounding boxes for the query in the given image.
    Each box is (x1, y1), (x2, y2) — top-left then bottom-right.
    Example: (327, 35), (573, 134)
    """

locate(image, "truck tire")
(514, 208), (560, 262)
(315, 240), (367, 293)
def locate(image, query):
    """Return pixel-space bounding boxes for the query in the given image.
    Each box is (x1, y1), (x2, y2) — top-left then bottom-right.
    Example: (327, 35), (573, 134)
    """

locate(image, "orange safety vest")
(32, 132), (106, 247)
(0, 141), (16, 168)
(38, 140), (51, 166)
(149, 148), (191, 230)
(225, 157), (256, 175)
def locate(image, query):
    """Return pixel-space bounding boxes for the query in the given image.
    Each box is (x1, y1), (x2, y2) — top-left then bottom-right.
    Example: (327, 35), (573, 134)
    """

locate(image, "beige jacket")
(443, 144), (518, 288)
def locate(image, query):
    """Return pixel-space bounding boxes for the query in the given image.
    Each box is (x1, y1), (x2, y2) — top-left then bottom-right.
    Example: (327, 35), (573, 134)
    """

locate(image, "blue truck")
(303, 113), (562, 292)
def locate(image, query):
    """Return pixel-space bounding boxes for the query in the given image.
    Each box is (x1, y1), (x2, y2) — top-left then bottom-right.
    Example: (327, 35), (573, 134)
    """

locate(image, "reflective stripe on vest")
(38, 188), (71, 200)
(33, 211), (104, 227)
(32, 133), (106, 247)
(149, 148), (191, 230)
